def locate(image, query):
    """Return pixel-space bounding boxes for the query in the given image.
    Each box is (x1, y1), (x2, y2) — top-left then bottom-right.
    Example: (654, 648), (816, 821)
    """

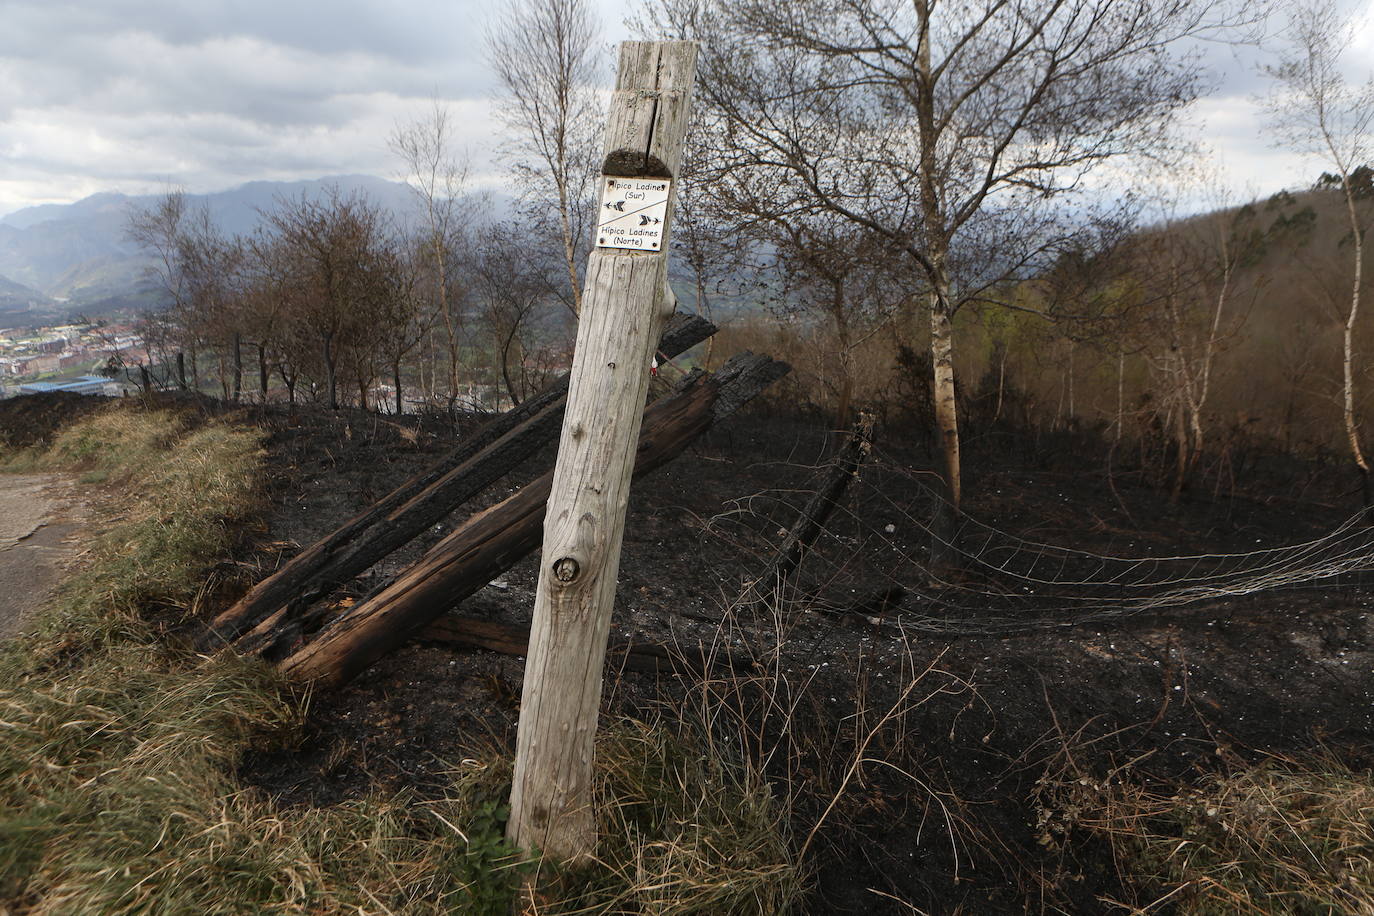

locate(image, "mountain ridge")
(0, 176), (426, 320)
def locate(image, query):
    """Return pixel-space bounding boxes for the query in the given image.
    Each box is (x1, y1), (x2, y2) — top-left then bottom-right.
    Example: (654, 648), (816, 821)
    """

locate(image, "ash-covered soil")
(234, 401), (1374, 913)
(6, 391), (1371, 913)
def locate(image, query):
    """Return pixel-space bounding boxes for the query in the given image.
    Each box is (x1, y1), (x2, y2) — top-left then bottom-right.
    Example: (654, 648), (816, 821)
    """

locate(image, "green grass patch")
(0, 401), (798, 914)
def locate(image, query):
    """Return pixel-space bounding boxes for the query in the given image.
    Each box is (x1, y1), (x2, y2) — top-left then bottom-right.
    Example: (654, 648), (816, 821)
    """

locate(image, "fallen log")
(203, 312), (716, 648)
(276, 352), (789, 688)
(419, 615), (756, 675)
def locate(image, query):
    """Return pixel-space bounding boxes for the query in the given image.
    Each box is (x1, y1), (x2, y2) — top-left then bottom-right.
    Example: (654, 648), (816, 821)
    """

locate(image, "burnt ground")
(7, 391), (1373, 913)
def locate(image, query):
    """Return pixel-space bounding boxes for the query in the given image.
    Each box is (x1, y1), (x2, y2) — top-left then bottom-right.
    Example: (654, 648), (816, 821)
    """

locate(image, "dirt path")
(0, 474), (90, 638)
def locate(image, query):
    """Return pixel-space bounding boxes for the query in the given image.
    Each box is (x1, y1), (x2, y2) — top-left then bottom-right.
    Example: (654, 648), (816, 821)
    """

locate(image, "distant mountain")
(0, 274), (47, 301)
(0, 273), (63, 326)
(0, 175), (425, 318)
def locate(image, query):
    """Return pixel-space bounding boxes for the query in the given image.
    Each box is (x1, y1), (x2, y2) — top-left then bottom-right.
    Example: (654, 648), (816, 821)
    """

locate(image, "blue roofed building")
(16, 376), (121, 397)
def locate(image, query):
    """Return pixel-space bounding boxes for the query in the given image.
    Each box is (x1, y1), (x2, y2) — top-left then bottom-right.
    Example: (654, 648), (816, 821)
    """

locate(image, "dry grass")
(1037, 746), (1374, 914)
(581, 720), (801, 914)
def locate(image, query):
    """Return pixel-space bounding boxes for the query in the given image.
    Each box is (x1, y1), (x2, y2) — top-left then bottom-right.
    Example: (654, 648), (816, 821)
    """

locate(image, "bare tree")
(466, 224), (559, 407)
(1135, 195), (1264, 497)
(375, 244), (428, 414)
(265, 188), (398, 410)
(770, 213), (908, 432)
(487, 0), (602, 317)
(127, 192), (249, 397)
(669, 107), (760, 368)
(1265, 0), (1374, 505)
(390, 101), (473, 403)
(653, 0), (1259, 516)
(126, 190), (198, 387)
(177, 207), (248, 402)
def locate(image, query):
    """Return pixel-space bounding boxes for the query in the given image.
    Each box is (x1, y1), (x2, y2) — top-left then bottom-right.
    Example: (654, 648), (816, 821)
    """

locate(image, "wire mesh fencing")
(701, 443), (1374, 637)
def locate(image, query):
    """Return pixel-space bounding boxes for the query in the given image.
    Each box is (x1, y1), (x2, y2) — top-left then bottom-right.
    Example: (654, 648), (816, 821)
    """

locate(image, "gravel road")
(0, 474), (89, 638)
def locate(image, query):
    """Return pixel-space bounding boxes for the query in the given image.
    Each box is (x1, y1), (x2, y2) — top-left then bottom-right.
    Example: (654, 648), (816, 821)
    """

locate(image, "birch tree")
(390, 102), (473, 406)
(653, 0), (1258, 514)
(487, 0), (602, 317)
(1138, 197), (1263, 498)
(1265, 0), (1374, 506)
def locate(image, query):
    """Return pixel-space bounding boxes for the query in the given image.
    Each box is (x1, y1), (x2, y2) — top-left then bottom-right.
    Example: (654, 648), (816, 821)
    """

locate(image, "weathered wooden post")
(507, 40), (698, 861)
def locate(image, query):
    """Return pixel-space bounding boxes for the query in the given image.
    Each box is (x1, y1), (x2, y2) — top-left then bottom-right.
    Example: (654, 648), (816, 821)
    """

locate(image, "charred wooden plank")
(202, 312), (716, 648)
(276, 352), (788, 688)
(419, 615), (756, 675)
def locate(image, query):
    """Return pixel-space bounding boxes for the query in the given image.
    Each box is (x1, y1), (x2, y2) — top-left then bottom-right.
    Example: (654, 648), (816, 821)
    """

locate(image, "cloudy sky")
(0, 0), (1371, 220)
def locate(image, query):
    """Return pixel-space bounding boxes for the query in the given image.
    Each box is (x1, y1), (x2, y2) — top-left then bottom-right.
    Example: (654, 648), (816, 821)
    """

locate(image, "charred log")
(202, 312), (715, 648)
(419, 615), (756, 676)
(276, 352), (788, 688)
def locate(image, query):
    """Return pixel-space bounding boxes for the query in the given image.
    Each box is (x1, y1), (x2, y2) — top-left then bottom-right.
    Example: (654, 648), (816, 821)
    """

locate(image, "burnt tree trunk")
(202, 313), (715, 648)
(275, 352), (788, 688)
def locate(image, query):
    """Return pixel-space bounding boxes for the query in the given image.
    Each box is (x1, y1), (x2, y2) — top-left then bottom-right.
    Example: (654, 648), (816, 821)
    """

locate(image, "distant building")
(18, 376), (120, 397)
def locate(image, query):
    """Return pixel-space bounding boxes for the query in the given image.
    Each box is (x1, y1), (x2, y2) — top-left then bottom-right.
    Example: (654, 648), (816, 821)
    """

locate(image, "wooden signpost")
(506, 40), (698, 861)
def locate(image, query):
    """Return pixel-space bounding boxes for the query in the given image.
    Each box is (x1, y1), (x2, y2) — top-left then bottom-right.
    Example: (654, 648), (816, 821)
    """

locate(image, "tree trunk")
(1171, 396), (1189, 502)
(324, 336), (338, 410)
(929, 298), (962, 572)
(1339, 172), (1369, 511)
(832, 283), (854, 434)
(915, 1), (961, 515)
(1115, 351), (1125, 444)
(280, 364), (297, 405)
(232, 332), (243, 404)
(258, 343), (269, 401)
(275, 352), (787, 687)
(557, 183), (583, 318)
(930, 299), (961, 507)
(202, 313), (716, 648)
(994, 342), (1007, 424)
(176, 351), (187, 390)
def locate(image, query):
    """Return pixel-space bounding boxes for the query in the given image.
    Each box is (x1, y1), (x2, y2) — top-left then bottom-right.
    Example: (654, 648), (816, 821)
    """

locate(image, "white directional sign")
(595, 177), (671, 251)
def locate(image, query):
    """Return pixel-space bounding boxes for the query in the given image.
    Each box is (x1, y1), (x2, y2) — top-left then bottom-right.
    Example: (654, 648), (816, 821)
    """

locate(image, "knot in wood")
(553, 557), (580, 583)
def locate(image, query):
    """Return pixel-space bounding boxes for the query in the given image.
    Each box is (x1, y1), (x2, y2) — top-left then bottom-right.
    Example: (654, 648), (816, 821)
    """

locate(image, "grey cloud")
(0, 0), (510, 214)
(0, 0), (491, 66)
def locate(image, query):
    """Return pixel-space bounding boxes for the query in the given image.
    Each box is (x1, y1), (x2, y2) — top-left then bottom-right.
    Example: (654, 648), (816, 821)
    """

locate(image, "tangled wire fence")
(702, 444), (1374, 636)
